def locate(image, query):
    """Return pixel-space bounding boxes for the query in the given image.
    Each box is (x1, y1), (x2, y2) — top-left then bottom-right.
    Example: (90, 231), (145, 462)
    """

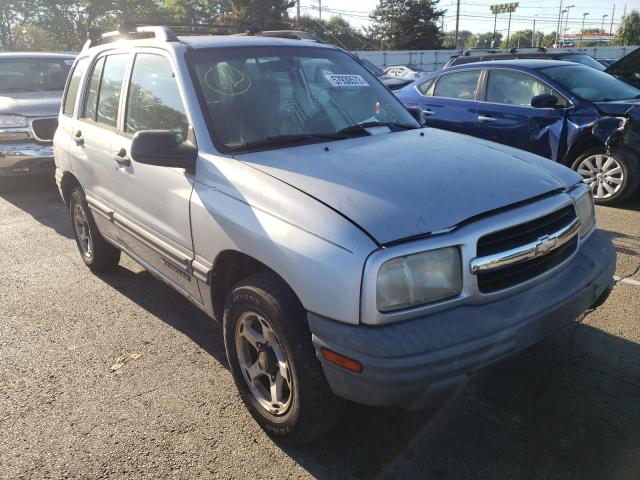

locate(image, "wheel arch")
(60, 171), (83, 208)
(209, 249), (300, 323)
(562, 134), (605, 167)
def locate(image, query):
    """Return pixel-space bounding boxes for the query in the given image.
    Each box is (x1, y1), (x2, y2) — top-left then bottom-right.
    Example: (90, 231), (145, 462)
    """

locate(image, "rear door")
(67, 52), (129, 241)
(110, 50), (201, 302)
(475, 68), (568, 159)
(417, 69), (481, 136)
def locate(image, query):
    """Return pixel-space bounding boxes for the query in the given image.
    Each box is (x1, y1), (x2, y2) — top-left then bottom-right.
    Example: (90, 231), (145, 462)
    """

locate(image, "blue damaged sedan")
(395, 59), (640, 205)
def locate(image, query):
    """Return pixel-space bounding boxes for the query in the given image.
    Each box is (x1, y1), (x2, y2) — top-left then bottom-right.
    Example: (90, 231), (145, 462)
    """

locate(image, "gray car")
(0, 52), (75, 178)
(54, 25), (616, 444)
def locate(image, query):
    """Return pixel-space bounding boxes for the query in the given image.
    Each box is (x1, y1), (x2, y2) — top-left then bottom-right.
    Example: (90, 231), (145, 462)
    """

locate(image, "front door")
(110, 51), (201, 302)
(475, 68), (567, 159)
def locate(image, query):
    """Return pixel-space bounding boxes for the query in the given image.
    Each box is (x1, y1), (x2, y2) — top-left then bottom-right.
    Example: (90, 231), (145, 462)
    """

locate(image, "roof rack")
(82, 23), (325, 50)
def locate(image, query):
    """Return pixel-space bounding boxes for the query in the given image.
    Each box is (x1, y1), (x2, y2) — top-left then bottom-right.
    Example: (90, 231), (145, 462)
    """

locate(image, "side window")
(125, 53), (189, 142)
(96, 55), (128, 127)
(63, 58), (88, 117)
(433, 71), (481, 100)
(417, 78), (435, 95)
(486, 70), (554, 106)
(82, 57), (104, 121)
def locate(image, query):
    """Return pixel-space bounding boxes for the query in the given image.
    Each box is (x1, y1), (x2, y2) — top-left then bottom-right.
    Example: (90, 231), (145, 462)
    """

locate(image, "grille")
(30, 118), (58, 142)
(477, 205), (578, 293)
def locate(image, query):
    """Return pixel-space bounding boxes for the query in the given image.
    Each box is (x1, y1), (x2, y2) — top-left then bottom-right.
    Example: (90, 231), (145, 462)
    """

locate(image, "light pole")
(555, 0), (563, 47)
(581, 12), (589, 44)
(559, 9), (567, 46)
(532, 15), (537, 47)
(564, 5), (575, 46)
(601, 14), (608, 45)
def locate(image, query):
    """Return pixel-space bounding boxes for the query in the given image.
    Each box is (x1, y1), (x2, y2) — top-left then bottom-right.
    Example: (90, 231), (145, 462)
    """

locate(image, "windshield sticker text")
(325, 74), (370, 87)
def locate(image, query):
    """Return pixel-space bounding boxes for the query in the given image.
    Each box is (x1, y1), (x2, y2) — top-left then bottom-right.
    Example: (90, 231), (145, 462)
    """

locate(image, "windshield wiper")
(229, 133), (351, 152)
(337, 121), (417, 135)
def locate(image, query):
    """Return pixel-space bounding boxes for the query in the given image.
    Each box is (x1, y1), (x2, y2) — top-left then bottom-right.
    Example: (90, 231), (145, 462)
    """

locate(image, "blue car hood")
(238, 128), (580, 244)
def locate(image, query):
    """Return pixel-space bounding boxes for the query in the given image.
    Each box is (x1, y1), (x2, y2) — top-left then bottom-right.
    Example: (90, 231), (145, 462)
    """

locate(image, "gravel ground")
(1, 177), (639, 480)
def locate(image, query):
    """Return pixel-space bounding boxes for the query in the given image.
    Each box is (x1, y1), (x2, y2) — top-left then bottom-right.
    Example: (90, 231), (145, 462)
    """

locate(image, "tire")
(223, 271), (345, 445)
(571, 147), (640, 206)
(69, 187), (120, 272)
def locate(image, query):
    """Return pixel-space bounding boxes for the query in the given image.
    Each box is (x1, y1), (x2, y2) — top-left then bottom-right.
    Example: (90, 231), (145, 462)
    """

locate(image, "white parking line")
(614, 276), (640, 288)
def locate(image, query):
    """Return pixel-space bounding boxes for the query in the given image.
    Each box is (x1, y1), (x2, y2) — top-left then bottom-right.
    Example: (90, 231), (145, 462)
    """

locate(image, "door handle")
(423, 109), (436, 116)
(112, 148), (130, 166)
(73, 130), (84, 145)
(478, 115), (496, 123)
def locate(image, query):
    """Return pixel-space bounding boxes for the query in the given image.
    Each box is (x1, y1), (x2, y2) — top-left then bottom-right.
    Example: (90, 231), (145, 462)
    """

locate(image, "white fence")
(353, 46), (639, 73)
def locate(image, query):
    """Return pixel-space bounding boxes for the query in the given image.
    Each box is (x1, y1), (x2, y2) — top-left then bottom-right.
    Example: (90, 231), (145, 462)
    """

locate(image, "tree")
(541, 31), (557, 48)
(501, 29), (544, 49)
(222, 0), (294, 31)
(368, 0), (443, 50)
(296, 15), (374, 50)
(468, 32), (503, 48)
(442, 29), (472, 49)
(161, 0), (225, 26)
(0, 0), (41, 49)
(617, 10), (640, 46)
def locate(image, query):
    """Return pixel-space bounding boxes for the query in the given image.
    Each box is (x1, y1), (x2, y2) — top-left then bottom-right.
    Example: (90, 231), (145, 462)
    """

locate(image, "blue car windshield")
(541, 65), (640, 102)
(557, 53), (606, 71)
(188, 46), (419, 152)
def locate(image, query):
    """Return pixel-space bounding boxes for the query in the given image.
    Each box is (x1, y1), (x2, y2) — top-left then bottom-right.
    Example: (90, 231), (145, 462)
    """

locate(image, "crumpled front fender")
(592, 105), (640, 153)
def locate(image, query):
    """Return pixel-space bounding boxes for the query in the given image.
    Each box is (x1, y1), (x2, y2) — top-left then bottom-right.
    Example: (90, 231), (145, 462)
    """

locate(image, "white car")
(383, 64), (426, 79)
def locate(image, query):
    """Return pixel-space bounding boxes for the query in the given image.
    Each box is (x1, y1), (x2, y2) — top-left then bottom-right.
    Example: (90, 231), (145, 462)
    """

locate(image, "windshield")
(540, 64), (640, 102)
(557, 53), (606, 71)
(0, 57), (73, 92)
(189, 46), (419, 152)
(360, 59), (383, 77)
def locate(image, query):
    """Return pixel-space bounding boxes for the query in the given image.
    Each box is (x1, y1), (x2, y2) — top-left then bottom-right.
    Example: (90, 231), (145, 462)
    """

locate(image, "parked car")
(0, 52), (75, 179)
(383, 64), (426, 79)
(359, 58), (414, 90)
(444, 48), (607, 71)
(395, 59), (640, 205)
(55, 26), (615, 444)
(605, 46), (640, 89)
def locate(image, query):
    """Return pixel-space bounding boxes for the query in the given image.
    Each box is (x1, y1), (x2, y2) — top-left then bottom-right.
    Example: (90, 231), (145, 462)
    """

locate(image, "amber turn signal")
(321, 348), (363, 373)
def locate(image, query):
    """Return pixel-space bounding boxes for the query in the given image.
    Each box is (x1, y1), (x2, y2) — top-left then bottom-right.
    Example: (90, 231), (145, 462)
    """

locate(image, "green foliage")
(541, 31), (557, 48)
(500, 29), (544, 49)
(441, 30), (472, 49)
(468, 32), (503, 48)
(295, 15), (373, 50)
(617, 10), (640, 46)
(368, 0), (443, 50)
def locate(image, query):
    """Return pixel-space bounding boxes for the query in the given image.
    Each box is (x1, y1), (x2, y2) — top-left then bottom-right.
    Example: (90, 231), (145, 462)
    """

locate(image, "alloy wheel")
(235, 311), (293, 416)
(576, 154), (624, 200)
(73, 204), (93, 258)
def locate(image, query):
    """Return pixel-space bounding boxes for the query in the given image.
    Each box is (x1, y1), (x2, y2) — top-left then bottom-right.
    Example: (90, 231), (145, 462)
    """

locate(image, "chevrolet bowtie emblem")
(535, 235), (557, 255)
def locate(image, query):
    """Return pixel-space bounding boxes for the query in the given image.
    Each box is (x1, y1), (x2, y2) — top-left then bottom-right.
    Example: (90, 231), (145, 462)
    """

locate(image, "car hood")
(238, 128), (579, 245)
(0, 90), (63, 117)
(379, 75), (413, 90)
(605, 47), (640, 77)
(594, 100), (640, 119)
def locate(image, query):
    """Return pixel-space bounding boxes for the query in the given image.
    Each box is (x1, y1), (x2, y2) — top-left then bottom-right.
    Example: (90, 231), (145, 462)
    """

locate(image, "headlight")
(572, 186), (595, 237)
(376, 247), (462, 312)
(0, 115), (28, 128)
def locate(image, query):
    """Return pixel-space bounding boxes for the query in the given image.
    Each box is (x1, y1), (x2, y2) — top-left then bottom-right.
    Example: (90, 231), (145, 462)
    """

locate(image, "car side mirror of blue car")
(531, 94), (559, 109)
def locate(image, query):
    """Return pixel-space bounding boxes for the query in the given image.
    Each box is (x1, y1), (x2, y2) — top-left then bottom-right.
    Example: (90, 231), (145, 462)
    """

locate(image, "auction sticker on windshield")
(325, 74), (370, 87)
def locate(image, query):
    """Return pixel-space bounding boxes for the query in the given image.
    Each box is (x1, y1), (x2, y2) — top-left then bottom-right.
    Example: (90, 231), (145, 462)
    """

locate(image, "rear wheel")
(572, 148), (640, 205)
(69, 188), (120, 272)
(223, 272), (345, 445)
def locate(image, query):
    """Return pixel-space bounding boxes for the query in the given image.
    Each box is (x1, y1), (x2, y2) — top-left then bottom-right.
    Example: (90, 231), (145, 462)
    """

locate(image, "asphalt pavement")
(1, 177), (639, 480)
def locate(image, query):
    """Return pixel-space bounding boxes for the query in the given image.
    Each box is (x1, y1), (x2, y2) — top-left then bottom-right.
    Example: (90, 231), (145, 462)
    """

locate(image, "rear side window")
(125, 53), (188, 141)
(433, 71), (481, 100)
(63, 58), (88, 116)
(82, 54), (128, 127)
(486, 70), (552, 106)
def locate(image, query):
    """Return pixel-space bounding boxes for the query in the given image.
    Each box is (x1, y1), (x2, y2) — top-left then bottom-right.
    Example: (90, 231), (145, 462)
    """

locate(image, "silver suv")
(54, 26), (616, 444)
(1, 52), (75, 178)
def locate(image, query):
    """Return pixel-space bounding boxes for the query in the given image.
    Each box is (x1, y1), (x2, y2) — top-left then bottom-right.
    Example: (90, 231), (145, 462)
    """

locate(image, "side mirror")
(130, 130), (197, 169)
(406, 106), (425, 125)
(531, 93), (559, 109)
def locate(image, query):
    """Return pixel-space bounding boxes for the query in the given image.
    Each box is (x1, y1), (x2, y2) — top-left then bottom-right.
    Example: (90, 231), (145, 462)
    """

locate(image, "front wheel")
(572, 148), (640, 205)
(223, 272), (345, 445)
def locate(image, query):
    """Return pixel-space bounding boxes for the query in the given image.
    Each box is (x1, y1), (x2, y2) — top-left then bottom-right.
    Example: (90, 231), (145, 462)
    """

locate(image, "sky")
(295, 0), (640, 36)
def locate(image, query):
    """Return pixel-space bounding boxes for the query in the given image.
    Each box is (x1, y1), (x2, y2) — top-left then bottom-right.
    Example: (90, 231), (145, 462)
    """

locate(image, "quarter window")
(486, 70), (554, 106)
(417, 78), (435, 95)
(63, 58), (88, 117)
(125, 54), (189, 142)
(433, 71), (480, 100)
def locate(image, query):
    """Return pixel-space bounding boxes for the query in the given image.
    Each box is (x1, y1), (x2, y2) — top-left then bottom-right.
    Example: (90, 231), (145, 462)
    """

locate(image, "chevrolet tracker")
(54, 25), (616, 444)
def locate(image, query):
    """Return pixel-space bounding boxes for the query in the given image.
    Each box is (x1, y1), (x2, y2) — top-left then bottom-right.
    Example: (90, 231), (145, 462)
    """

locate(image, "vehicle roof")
(0, 52), (76, 59)
(445, 58), (580, 70)
(173, 35), (336, 50)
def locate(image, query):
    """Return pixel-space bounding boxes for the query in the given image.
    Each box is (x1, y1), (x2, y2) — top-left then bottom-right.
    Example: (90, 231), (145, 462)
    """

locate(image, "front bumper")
(309, 230), (616, 410)
(0, 142), (54, 177)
